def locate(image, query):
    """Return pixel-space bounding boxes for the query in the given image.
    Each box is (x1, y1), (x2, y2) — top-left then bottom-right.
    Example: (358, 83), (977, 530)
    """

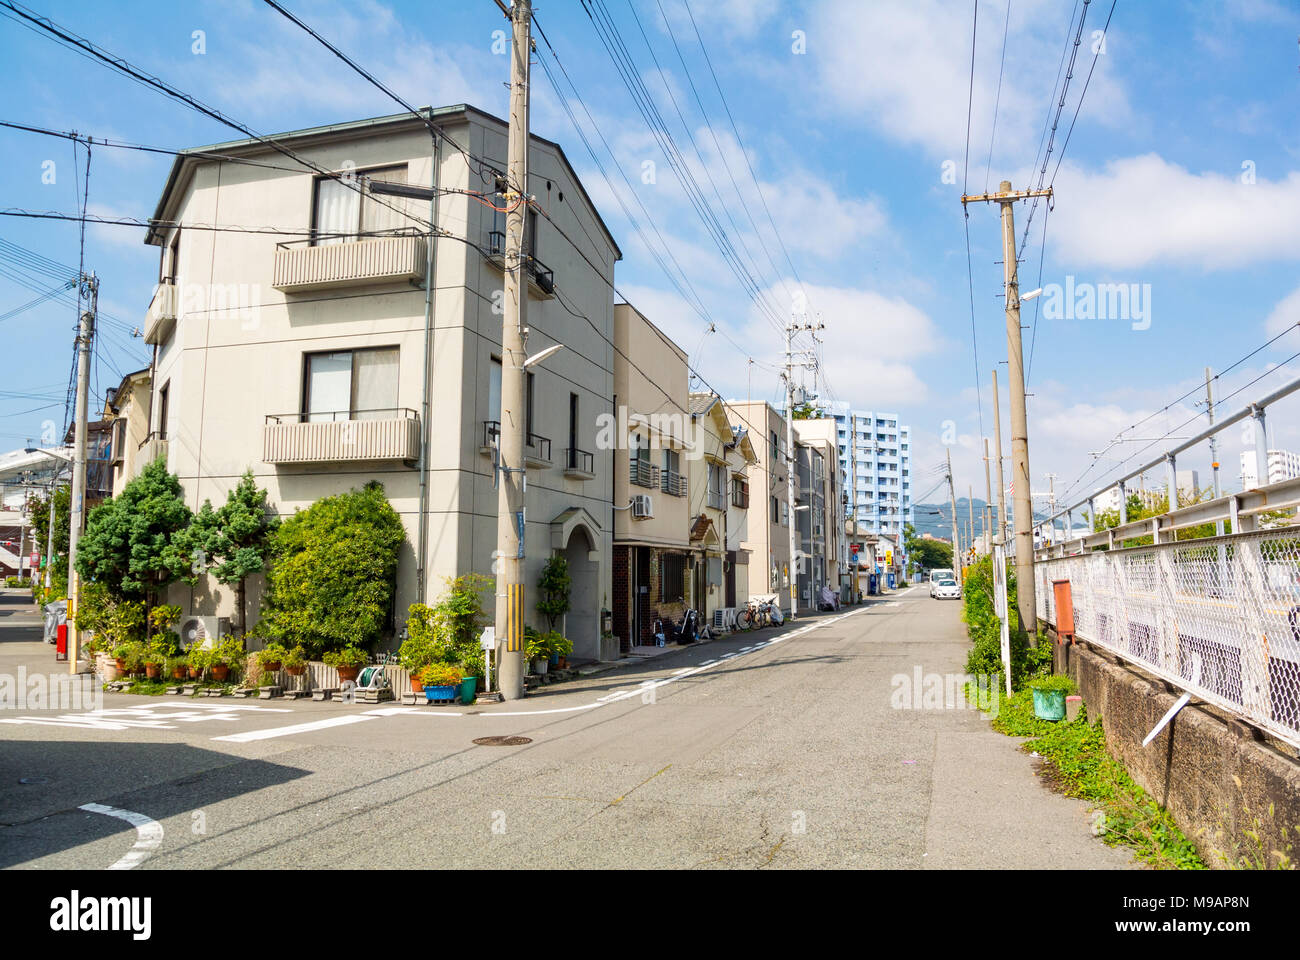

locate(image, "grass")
(976, 684), (1205, 870)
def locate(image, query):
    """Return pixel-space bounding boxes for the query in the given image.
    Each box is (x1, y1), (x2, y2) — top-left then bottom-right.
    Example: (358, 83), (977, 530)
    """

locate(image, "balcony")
(135, 431), (168, 474)
(629, 457), (660, 489)
(271, 234), (427, 293)
(263, 409), (420, 464)
(660, 469), (687, 498)
(478, 421), (552, 469)
(707, 490), (727, 511)
(143, 282), (178, 345)
(485, 231), (556, 299)
(564, 447), (595, 480)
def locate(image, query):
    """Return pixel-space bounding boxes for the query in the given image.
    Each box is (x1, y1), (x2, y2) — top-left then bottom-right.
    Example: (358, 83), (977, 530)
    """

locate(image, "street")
(0, 589), (1132, 870)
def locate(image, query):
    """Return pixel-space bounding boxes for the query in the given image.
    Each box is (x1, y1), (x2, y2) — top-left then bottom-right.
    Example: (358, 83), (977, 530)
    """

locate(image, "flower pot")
(114, 658), (127, 673)
(549, 653), (559, 667)
(188, 666), (202, 680)
(557, 656), (567, 669)
(424, 684), (457, 702)
(1031, 687), (1067, 722)
(532, 658), (549, 675)
(262, 660), (282, 672)
(286, 664), (306, 677)
(145, 663), (161, 679)
(337, 665), (360, 683)
(408, 674), (424, 694)
(459, 676), (478, 705)
(172, 666), (187, 680)
(211, 663), (230, 683)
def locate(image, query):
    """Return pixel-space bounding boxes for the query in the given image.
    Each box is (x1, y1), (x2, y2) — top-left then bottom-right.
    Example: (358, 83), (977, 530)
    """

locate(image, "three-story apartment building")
(141, 104), (621, 660)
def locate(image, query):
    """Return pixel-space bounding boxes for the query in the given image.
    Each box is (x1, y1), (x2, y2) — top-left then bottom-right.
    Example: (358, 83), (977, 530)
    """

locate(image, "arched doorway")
(550, 507), (602, 662)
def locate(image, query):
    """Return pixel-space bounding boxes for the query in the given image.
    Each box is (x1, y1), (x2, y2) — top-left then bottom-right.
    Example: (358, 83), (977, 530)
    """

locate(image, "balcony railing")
(484, 231), (556, 299)
(660, 469), (687, 497)
(525, 433), (552, 466)
(564, 447), (595, 478)
(143, 281), (178, 345)
(272, 233), (427, 293)
(263, 409), (419, 464)
(629, 457), (660, 489)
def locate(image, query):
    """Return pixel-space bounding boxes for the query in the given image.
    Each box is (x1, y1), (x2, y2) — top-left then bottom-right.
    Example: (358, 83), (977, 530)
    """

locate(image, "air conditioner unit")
(632, 494), (654, 519)
(176, 615), (230, 651)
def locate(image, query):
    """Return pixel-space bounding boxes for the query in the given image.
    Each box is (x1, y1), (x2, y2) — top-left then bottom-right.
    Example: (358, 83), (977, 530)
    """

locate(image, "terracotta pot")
(262, 661), (282, 672)
(145, 663), (161, 679)
(286, 664), (306, 677)
(211, 664), (230, 682)
(409, 674), (424, 693)
(115, 658), (127, 672)
(336, 665), (360, 683)
(172, 666), (187, 680)
(557, 656), (568, 669)
(188, 666), (202, 680)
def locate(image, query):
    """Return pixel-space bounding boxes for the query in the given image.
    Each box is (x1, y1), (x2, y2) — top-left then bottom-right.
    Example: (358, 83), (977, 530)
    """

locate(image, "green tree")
(181, 470), (279, 634)
(25, 484), (71, 600)
(536, 554), (571, 630)
(259, 481), (404, 656)
(74, 458), (195, 603)
(903, 522), (952, 572)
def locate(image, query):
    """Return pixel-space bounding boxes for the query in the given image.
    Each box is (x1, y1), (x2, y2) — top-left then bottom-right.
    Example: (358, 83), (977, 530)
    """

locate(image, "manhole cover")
(19, 777), (50, 785)
(472, 736), (532, 747)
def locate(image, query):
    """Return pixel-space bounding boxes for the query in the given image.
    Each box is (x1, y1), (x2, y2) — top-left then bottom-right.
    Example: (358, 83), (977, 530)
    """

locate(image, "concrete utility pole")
(968, 485), (974, 562)
(494, 0), (532, 701)
(946, 448), (961, 577)
(783, 314), (821, 618)
(992, 367), (1007, 546)
(1204, 366), (1225, 536)
(961, 180), (1052, 643)
(848, 412), (857, 602)
(68, 272), (97, 674)
(983, 438), (993, 554)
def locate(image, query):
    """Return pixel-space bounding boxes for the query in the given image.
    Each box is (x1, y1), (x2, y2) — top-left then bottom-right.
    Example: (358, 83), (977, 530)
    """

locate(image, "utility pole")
(848, 412), (857, 602)
(1204, 366), (1224, 536)
(68, 272), (96, 674)
(494, 0), (532, 701)
(946, 448), (961, 577)
(983, 438), (993, 554)
(962, 180), (1052, 643)
(968, 485), (974, 562)
(992, 367), (1007, 546)
(783, 313), (821, 619)
(44, 483), (57, 591)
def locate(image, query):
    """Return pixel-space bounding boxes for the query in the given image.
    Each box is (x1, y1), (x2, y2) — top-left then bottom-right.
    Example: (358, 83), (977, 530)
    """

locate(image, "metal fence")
(1036, 528), (1300, 748)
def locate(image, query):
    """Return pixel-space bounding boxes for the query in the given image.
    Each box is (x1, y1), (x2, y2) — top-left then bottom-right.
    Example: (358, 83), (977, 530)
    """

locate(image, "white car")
(930, 577), (961, 600)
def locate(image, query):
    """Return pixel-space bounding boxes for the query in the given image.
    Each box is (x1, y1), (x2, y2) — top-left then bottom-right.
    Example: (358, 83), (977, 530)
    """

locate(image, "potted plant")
(399, 604), (442, 693)
(524, 627), (548, 675)
(1028, 674), (1074, 721)
(547, 633), (573, 670)
(209, 636), (246, 683)
(283, 646), (307, 677)
(148, 603), (182, 639)
(186, 644), (210, 679)
(166, 655), (188, 681)
(323, 646), (367, 683)
(418, 662), (463, 702)
(142, 650), (165, 680)
(256, 641), (288, 673)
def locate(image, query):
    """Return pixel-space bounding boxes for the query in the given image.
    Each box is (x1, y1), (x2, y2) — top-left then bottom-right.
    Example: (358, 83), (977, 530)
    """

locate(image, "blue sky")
(1, 0), (1299, 518)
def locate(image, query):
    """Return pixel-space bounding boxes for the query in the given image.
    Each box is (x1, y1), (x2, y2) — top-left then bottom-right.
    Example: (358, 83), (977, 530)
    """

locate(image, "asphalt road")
(0, 587), (1134, 869)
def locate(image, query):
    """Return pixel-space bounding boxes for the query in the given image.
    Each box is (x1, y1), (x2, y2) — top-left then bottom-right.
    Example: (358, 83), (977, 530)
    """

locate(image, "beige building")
(102, 367), (154, 497)
(724, 401), (793, 615)
(140, 105), (621, 660)
(610, 303), (691, 649)
(792, 418), (846, 611)
(687, 393), (757, 628)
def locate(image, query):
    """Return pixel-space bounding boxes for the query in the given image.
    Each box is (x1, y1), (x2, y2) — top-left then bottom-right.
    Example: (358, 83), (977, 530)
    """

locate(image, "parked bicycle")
(736, 596), (779, 631)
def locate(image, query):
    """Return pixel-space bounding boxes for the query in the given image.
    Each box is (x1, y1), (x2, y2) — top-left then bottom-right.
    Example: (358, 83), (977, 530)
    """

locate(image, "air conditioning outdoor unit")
(632, 494), (654, 519)
(176, 615), (230, 651)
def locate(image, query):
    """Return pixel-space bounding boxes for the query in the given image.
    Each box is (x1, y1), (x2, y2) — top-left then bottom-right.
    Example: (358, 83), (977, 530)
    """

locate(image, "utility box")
(1052, 579), (1075, 643)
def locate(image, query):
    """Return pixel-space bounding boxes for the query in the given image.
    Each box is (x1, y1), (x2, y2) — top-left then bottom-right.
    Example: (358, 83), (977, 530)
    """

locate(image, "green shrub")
(536, 555), (571, 630)
(1028, 674), (1075, 692)
(962, 555), (1053, 689)
(323, 646), (367, 669)
(417, 662), (464, 687)
(259, 482), (404, 656)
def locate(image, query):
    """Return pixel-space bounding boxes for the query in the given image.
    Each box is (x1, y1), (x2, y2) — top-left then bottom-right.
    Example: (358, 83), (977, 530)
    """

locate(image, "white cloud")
(1266, 285), (1300, 338)
(1048, 155), (1300, 270)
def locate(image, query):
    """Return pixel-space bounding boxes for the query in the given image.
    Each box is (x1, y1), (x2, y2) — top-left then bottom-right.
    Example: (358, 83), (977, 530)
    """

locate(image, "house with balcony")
(686, 393), (756, 629)
(723, 400), (793, 616)
(794, 418), (848, 607)
(610, 303), (691, 649)
(100, 367), (154, 497)
(140, 104), (621, 660)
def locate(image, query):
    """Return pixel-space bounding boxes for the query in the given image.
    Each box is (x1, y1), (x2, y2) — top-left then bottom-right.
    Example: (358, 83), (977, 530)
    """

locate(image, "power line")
(961, 0), (986, 438)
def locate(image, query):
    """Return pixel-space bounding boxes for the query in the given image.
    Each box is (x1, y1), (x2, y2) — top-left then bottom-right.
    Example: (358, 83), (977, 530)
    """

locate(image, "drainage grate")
(472, 736), (532, 747)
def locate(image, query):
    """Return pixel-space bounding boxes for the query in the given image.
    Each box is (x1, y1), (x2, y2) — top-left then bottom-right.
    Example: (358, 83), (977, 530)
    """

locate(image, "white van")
(928, 568), (955, 583)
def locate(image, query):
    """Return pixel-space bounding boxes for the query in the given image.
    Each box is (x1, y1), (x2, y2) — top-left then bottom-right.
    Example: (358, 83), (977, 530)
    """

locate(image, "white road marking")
(79, 802), (163, 870)
(0, 701), (292, 731)
(211, 714), (377, 742)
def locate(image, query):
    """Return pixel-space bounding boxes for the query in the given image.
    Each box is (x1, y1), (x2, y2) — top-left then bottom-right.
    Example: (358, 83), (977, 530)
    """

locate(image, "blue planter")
(1031, 687), (1067, 721)
(424, 685), (458, 702)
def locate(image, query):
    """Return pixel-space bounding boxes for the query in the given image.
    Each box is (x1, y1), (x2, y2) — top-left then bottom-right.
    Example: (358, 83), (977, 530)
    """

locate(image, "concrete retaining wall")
(1049, 630), (1300, 869)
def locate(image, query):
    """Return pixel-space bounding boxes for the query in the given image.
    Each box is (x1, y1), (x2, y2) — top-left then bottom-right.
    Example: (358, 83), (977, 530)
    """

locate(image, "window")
(161, 230), (180, 283)
(157, 381), (170, 439)
(303, 347), (398, 422)
(569, 392), (579, 453)
(732, 477), (750, 508)
(312, 165), (410, 245)
(661, 554), (685, 603)
(708, 462), (727, 510)
(782, 501), (789, 527)
(771, 430), (779, 462)
(526, 371), (536, 436)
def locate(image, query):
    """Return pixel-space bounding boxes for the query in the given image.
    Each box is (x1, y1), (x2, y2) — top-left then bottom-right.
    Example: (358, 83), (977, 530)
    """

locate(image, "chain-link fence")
(1036, 529), (1300, 748)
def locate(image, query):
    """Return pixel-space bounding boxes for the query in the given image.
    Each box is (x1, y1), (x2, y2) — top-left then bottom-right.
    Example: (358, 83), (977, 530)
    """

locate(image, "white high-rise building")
(1241, 449), (1300, 490)
(829, 404), (913, 540)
